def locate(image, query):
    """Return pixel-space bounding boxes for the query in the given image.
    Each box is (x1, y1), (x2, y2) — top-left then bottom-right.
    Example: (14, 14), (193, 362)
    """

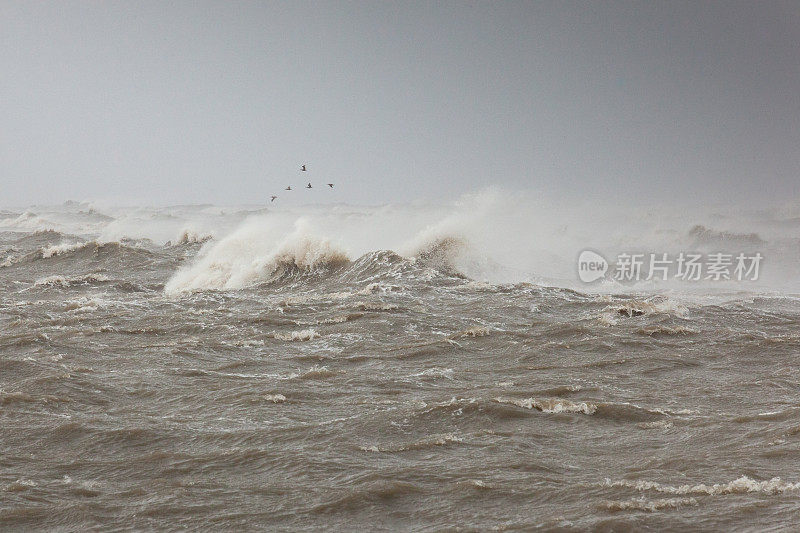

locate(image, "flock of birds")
(270, 164), (333, 202)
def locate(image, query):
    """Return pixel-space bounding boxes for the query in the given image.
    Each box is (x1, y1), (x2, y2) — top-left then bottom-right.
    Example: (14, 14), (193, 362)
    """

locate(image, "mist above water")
(2, 188), (799, 294)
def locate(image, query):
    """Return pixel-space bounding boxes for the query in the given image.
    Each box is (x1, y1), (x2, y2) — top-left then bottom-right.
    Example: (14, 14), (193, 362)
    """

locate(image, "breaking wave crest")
(34, 273), (111, 287)
(411, 236), (469, 277)
(170, 228), (213, 245)
(602, 497), (699, 512)
(164, 221), (350, 295)
(270, 329), (320, 342)
(603, 476), (800, 495)
(494, 396), (597, 415)
(163, 217), (471, 296)
(2, 240), (152, 268)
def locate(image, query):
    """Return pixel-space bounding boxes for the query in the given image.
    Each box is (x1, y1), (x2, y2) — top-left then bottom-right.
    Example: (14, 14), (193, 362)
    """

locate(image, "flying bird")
(285, 186), (292, 191)
(301, 165), (307, 171)
(270, 196), (277, 202)
(327, 183), (334, 188)
(306, 183), (312, 189)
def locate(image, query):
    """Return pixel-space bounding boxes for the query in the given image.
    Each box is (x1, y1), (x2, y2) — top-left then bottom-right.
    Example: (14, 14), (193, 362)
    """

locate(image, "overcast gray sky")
(1, 1), (798, 206)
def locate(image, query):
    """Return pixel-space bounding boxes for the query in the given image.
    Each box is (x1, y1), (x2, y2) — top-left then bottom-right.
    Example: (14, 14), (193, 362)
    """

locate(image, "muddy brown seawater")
(2, 226), (800, 531)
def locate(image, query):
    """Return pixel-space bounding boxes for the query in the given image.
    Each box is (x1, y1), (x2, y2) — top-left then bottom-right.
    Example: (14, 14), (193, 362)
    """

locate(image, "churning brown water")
(2, 203), (800, 531)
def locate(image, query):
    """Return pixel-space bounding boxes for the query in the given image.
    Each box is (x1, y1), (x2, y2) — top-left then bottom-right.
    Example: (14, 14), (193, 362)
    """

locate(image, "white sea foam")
(411, 367), (455, 379)
(64, 296), (108, 312)
(602, 497), (698, 512)
(457, 326), (491, 337)
(602, 476), (800, 495)
(263, 394), (286, 403)
(41, 241), (91, 258)
(495, 396), (597, 415)
(34, 274), (111, 287)
(272, 329), (320, 341)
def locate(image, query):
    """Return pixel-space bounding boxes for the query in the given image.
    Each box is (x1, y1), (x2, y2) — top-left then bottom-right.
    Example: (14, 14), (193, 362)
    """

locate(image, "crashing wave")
(0, 208), (113, 234)
(42, 241), (92, 258)
(164, 220), (350, 295)
(494, 396), (597, 415)
(170, 228), (213, 245)
(11, 229), (67, 246)
(0, 211), (55, 232)
(2, 240), (151, 268)
(164, 222), (470, 296)
(411, 236), (468, 276)
(31, 273), (142, 292)
(337, 250), (414, 283)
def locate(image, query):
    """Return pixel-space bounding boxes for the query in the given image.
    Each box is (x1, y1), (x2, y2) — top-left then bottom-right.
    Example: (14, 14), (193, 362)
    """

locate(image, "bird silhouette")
(327, 183), (334, 188)
(270, 196), (277, 202)
(301, 165), (307, 171)
(285, 186), (292, 191)
(306, 183), (312, 189)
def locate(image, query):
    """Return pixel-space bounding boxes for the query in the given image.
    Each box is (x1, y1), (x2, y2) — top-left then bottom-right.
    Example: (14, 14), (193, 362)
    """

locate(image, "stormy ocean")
(2, 194), (800, 531)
